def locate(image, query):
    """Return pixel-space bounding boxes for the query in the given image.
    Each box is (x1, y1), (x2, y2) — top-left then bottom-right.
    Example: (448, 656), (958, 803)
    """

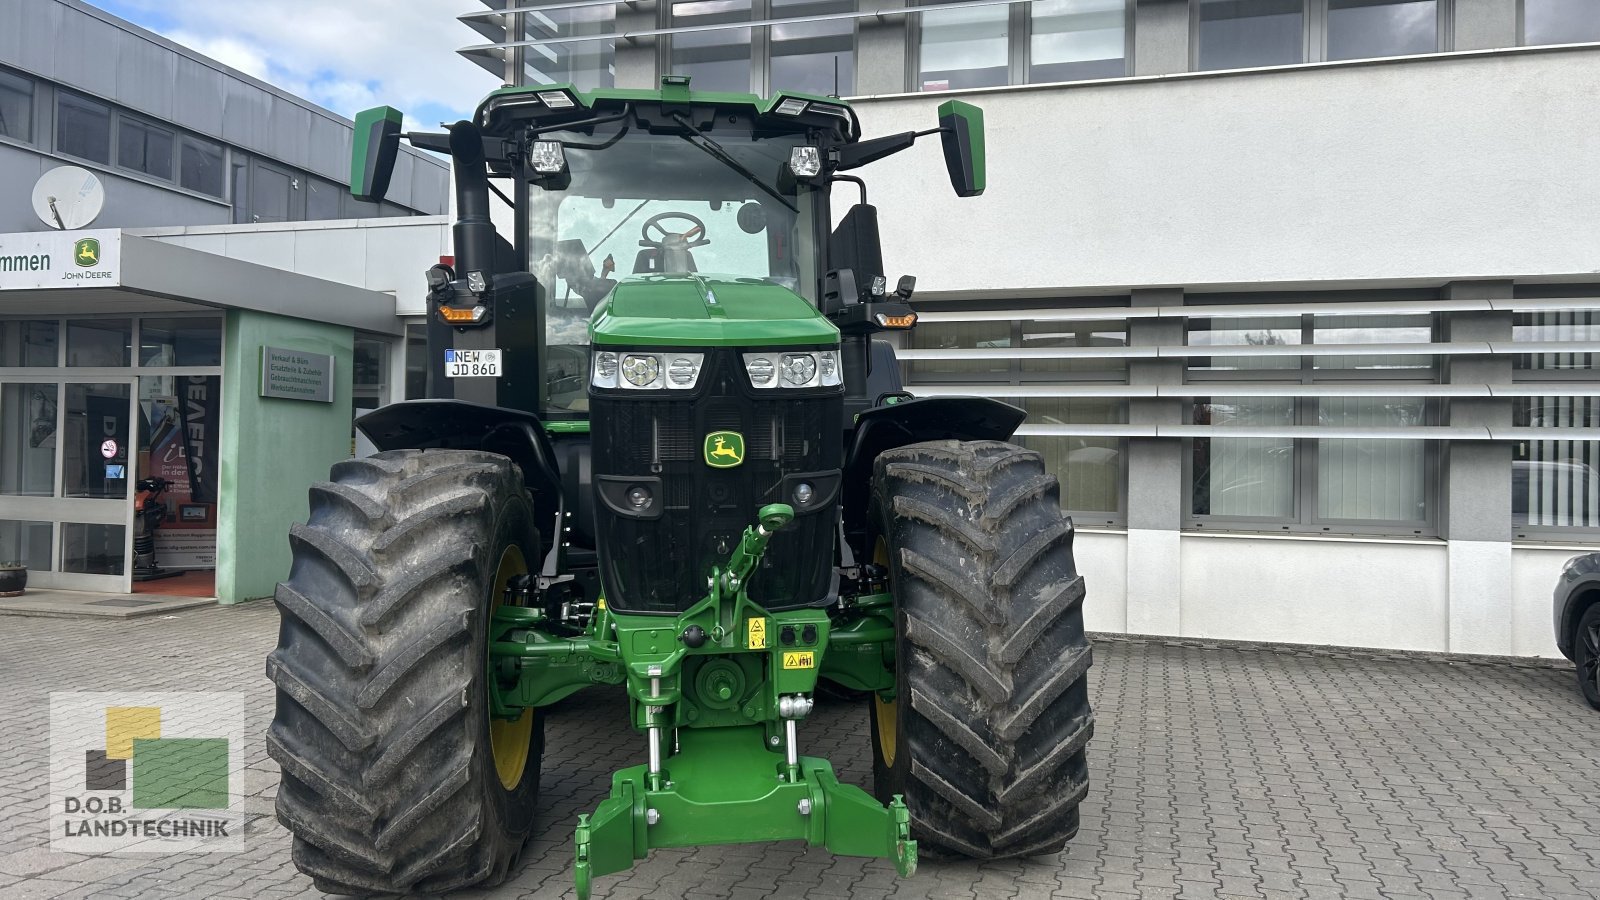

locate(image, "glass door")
(0, 375), (138, 592)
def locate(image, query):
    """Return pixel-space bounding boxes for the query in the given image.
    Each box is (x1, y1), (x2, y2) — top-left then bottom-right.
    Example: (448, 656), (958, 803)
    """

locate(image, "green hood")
(589, 274), (839, 347)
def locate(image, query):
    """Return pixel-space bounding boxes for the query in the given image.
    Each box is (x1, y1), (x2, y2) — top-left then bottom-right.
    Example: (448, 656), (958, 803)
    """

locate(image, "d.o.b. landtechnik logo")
(50, 692), (245, 852)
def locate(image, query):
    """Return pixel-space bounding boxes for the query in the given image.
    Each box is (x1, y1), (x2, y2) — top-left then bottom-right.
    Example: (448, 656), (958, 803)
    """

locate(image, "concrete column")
(1453, 0), (1519, 50)
(1124, 288), (1184, 635)
(1133, 0), (1191, 76)
(614, 3), (660, 89)
(1441, 281), (1515, 654)
(855, 0), (910, 95)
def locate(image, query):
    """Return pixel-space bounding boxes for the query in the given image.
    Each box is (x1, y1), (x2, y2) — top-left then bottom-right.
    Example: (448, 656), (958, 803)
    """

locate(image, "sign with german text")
(0, 229), (120, 289)
(260, 346), (334, 403)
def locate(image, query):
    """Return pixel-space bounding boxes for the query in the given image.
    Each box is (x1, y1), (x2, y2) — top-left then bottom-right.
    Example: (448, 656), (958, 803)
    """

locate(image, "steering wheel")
(641, 212), (710, 250)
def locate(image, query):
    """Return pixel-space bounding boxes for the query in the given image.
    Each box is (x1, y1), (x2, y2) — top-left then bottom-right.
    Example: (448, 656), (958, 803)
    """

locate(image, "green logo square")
(704, 431), (744, 468)
(131, 738), (229, 809)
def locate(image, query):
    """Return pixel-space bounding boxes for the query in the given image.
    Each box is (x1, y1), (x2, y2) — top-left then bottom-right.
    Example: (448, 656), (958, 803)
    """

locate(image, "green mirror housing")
(936, 100), (986, 198)
(351, 106), (403, 203)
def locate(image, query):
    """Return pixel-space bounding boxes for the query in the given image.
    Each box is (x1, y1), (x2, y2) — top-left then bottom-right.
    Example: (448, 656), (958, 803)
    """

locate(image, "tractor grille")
(590, 349), (842, 614)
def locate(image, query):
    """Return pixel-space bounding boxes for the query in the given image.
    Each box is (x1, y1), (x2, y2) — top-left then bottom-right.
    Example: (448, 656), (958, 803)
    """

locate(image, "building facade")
(0, 0), (450, 603)
(465, 0), (1600, 657)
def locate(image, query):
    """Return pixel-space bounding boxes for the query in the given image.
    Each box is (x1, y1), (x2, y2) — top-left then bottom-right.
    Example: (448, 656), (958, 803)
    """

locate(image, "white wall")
(1075, 529), (1127, 633)
(1512, 546), (1592, 658)
(850, 47), (1600, 296)
(133, 218), (451, 316)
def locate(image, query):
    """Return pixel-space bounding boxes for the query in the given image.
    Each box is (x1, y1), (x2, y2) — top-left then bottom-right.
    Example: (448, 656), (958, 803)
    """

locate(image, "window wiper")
(669, 112), (797, 213)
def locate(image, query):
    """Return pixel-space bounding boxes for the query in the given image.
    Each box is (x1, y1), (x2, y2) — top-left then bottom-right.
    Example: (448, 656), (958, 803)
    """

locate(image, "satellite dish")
(32, 166), (105, 230)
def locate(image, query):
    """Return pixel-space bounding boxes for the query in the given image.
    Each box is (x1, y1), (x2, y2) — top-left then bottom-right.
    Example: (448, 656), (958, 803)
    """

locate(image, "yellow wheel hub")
(488, 544), (534, 791)
(873, 536), (897, 768)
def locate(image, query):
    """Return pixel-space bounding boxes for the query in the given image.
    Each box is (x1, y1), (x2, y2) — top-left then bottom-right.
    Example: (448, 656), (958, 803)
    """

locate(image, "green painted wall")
(217, 310), (353, 604)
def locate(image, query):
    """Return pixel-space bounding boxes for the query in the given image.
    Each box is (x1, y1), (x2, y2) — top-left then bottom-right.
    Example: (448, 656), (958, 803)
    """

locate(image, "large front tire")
(869, 440), (1093, 859)
(267, 449), (543, 895)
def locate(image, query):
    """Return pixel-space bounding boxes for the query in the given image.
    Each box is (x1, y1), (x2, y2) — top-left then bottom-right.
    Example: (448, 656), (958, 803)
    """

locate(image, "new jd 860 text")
(267, 76), (1093, 898)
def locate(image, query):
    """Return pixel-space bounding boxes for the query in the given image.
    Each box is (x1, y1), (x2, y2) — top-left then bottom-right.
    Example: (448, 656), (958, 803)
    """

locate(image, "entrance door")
(0, 376), (138, 592)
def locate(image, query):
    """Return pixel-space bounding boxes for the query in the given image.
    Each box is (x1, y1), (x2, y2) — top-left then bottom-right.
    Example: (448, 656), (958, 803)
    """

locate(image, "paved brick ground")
(3, 602), (1599, 899)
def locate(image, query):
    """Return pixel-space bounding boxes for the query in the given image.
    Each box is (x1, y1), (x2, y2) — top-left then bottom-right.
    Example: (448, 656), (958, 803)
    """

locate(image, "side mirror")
(351, 106), (403, 203)
(937, 100), (985, 198)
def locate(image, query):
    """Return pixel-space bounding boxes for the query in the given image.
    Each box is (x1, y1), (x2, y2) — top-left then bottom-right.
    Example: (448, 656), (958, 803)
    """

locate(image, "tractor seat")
(632, 248), (698, 274)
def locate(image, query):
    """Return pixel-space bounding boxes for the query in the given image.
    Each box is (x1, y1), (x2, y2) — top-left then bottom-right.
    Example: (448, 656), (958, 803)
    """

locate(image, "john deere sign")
(0, 230), (119, 289)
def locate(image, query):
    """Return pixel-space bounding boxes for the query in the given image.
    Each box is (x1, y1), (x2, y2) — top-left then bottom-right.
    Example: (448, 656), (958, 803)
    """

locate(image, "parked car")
(1554, 552), (1600, 708)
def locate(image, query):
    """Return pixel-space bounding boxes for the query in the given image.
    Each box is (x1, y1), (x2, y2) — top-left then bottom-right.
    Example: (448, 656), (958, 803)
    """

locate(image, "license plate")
(445, 349), (501, 378)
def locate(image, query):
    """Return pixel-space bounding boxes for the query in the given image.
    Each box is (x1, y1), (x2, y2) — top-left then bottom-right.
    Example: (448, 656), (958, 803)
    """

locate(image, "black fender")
(355, 400), (568, 557)
(840, 395), (1028, 557)
(1555, 552), (1600, 660)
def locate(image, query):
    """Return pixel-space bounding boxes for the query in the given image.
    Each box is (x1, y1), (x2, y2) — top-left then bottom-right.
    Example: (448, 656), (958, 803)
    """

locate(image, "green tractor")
(266, 76), (1093, 898)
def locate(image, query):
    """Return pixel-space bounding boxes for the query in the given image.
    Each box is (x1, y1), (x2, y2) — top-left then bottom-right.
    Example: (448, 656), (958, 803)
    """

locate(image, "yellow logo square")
(105, 707), (160, 760)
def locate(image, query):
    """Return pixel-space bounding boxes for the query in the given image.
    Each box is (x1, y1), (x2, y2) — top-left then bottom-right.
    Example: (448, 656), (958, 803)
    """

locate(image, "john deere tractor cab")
(267, 76), (1093, 899)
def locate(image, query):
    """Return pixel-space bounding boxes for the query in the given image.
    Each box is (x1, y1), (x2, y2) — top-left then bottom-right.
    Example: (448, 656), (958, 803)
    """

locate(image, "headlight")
(622, 354), (660, 388)
(781, 353), (817, 386)
(743, 351), (842, 389)
(595, 351), (703, 390)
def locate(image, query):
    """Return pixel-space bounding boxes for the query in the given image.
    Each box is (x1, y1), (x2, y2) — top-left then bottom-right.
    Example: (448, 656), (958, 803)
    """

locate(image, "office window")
(1030, 0), (1127, 83)
(118, 118), (175, 180)
(919, 1), (1010, 91)
(57, 93), (112, 164)
(1312, 313), (1433, 371)
(405, 323), (429, 400)
(771, 0), (855, 95)
(671, 0), (754, 93)
(180, 135), (225, 197)
(1523, 0), (1600, 45)
(0, 384), (57, 497)
(1327, 0), (1437, 60)
(1191, 396), (1434, 531)
(0, 320), (59, 367)
(1009, 397), (1128, 522)
(1197, 0), (1305, 70)
(1514, 310), (1599, 375)
(906, 320), (1011, 377)
(231, 158), (250, 223)
(138, 317), (222, 367)
(307, 177), (342, 221)
(66, 319), (131, 367)
(1187, 316), (1302, 372)
(0, 69), (32, 143)
(1021, 318), (1129, 377)
(524, 6), (616, 90)
(1514, 398), (1599, 533)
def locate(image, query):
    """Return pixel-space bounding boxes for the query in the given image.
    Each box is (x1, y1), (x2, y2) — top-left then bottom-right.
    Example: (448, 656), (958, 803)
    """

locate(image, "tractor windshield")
(525, 124), (820, 411)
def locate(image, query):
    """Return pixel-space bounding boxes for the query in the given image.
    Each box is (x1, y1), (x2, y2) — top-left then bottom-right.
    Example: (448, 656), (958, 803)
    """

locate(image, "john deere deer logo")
(73, 238), (100, 268)
(704, 431), (744, 468)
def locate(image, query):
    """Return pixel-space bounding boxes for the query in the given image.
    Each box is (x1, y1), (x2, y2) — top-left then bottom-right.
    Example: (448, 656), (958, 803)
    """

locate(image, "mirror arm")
(833, 126), (949, 171)
(406, 131), (453, 154)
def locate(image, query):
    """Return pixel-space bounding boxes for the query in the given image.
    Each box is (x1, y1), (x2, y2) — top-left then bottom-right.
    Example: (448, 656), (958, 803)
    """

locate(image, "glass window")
(1514, 398), (1599, 531)
(1312, 313), (1432, 371)
(919, 2), (1010, 91)
(118, 118), (175, 180)
(1021, 318), (1128, 378)
(1197, 0), (1304, 71)
(57, 93), (112, 164)
(1187, 316), (1302, 372)
(0, 383), (58, 496)
(1009, 397), (1127, 521)
(180, 135), (225, 197)
(67, 318), (131, 367)
(1514, 310), (1599, 375)
(342, 193), (380, 219)
(1029, 0), (1127, 83)
(138, 317), (222, 367)
(1316, 396), (1428, 522)
(671, 0), (753, 93)
(307, 177), (342, 221)
(1523, 0), (1600, 45)
(1, 320), (59, 366)
(0, 68), (32, 143)
(906, 320), (1012, 378)
(63, 383), (131, 500)
(251, 164), (293, 223)
(61, 522), (126, 575)
(0, 520), (52, 571)
(231, 157), (250, 223)
(524, 6), (616, 90)
(1327, 0), (1436, 60)
(1191, 397), (1297, 519)
(771, 0), (855, 96)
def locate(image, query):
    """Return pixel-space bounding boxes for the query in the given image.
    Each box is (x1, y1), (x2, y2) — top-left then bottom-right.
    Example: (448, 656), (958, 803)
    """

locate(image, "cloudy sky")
(84, 0), (502, 131)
